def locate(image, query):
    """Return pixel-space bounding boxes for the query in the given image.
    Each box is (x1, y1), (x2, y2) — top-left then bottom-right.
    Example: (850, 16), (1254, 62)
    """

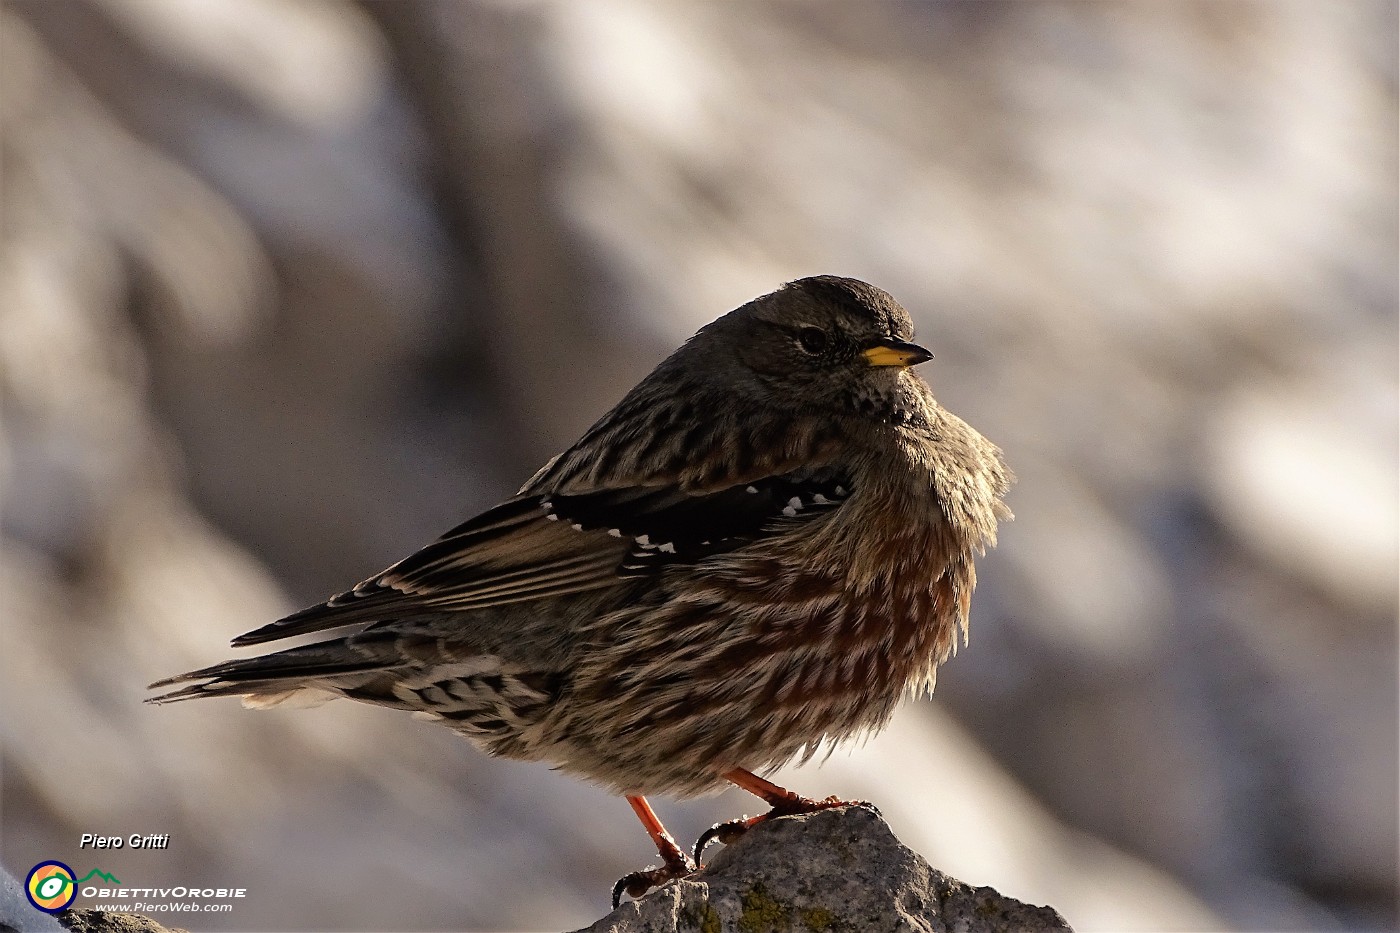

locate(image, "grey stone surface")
(0, 866), (65, 933)
(575, 806), (1072, 933)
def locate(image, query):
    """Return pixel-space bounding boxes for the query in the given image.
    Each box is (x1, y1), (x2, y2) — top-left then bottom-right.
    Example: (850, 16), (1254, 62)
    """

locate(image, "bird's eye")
(797, 327), (829, 354)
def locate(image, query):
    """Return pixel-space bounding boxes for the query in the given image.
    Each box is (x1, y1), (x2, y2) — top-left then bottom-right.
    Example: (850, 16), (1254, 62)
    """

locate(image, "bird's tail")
(146, 630), (410, 708)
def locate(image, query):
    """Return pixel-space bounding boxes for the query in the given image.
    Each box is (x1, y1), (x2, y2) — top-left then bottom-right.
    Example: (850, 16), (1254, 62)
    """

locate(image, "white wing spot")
(636, 534), (651, 546)
(658, 542), (676, 554)
(545, 514), (560, 521)
(782, 505), (798, 517)
(835, 486), (847, 496)
(608, 528), (622, 537)
(570, 523), (584, 531)
(746, 486), (759, 494)
(813, 494), (830, 505)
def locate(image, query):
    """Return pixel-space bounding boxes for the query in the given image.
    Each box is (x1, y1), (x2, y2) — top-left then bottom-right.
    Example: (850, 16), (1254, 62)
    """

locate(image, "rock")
(0, 865), (63, 933)
(574, 806), (1072, 933)
(54, 911), (183, 933)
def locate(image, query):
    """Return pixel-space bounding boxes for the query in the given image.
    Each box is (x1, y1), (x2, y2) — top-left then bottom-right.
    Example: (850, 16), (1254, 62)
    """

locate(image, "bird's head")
(684, 275), (934, 423)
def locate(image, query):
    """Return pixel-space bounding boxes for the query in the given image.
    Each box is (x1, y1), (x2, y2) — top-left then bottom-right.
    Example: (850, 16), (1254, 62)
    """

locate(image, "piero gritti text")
(80, 833), (170, 849)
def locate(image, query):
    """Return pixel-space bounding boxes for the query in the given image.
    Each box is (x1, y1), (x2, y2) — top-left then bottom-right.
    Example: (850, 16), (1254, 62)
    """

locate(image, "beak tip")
(863, 340), (933, 369)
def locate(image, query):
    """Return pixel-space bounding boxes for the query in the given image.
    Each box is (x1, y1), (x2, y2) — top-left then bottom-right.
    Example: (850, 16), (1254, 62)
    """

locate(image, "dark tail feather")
(145, 679), (290, 704)
(146, 633), (399, 704)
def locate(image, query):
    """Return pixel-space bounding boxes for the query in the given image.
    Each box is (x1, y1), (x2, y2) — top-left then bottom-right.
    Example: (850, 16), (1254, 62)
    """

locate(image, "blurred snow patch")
(1207, 368), (1399, 615)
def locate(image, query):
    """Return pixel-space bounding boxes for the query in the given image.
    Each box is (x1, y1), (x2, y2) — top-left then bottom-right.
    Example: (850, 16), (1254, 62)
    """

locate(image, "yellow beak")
(862, 340), (933, 368)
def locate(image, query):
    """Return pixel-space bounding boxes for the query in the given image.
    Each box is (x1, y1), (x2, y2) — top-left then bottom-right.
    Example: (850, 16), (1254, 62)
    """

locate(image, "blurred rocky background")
(1, 1), (1395, 931)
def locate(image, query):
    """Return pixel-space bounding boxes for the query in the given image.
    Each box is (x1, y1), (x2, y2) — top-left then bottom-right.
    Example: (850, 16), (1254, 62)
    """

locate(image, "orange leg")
(693, 769), (872, 864)
(612, 795), (697, 908)
(627, 795), (690, 866)
(723, 768), (814, 809)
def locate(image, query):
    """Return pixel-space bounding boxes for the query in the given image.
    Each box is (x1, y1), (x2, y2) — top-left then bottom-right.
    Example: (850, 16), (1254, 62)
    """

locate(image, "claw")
(694, 814), (759, 865)
(614, 794), (698, 907)
(611, 852), (697, 909)
(694, 795), (877, 865)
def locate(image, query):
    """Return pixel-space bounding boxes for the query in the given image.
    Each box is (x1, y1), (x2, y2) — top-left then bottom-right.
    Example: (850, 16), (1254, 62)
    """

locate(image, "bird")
(149, 275), (1012, 906)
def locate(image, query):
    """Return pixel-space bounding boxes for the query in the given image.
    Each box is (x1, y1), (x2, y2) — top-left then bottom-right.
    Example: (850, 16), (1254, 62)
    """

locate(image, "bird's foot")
(611, 850), (697, 909)
(693, 813), (764, 865)
(693, 796), (878, 864)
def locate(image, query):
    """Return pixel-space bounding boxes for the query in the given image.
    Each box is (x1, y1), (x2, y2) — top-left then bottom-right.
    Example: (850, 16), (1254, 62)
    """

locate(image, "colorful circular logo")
(26, 861), (77, 914)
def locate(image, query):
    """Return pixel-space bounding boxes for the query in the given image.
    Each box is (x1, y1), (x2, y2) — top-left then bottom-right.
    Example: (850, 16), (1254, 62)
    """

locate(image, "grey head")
(668, 275), (934, 422)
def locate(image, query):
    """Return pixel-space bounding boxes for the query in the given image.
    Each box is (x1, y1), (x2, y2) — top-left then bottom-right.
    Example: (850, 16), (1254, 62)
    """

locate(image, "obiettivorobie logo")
(25, 861), (121, 914)
(25, 859), (247, 916)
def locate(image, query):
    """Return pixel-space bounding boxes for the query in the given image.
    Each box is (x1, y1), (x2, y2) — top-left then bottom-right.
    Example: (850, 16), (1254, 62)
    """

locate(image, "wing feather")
(233, 407), (853, 648)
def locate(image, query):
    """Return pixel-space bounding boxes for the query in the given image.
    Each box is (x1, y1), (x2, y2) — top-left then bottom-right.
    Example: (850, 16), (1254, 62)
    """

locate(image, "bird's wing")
(541, 465), (852, 575)
(230, 461), (853, 648)
(230, 495), (620, 645)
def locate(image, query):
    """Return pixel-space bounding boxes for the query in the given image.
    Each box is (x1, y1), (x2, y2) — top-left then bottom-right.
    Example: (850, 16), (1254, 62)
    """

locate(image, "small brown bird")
(150, 276), (1011, 904)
